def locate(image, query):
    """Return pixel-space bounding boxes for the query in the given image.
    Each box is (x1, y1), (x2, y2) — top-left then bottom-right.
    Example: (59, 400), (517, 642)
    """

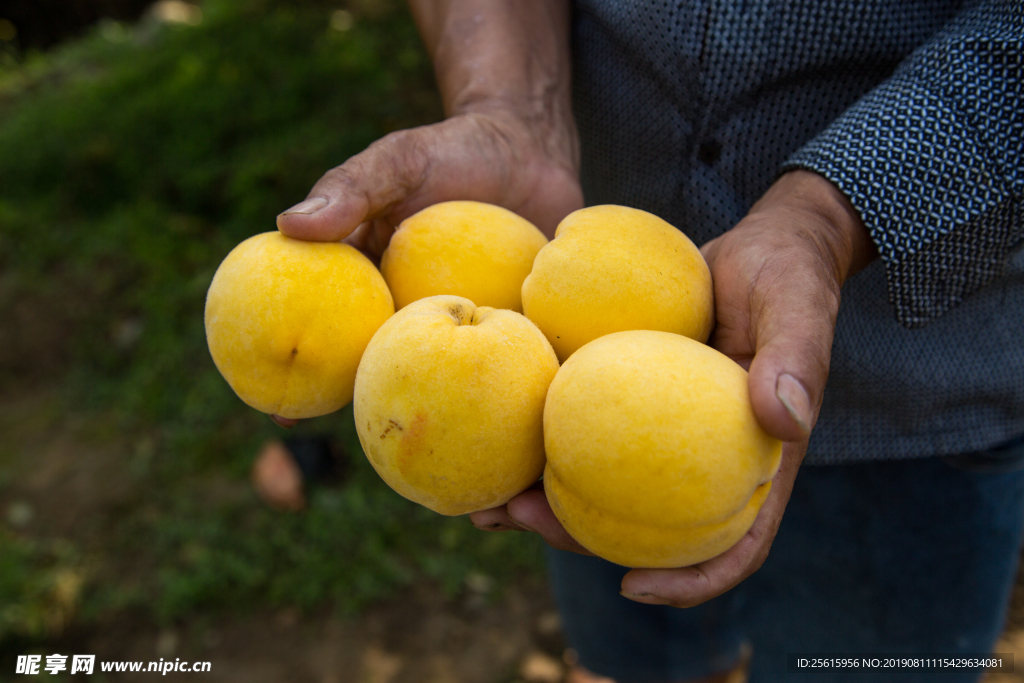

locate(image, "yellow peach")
(543, 330), (782, 568)
(521, 205), (714, 362)
(205, 231), (393, 419)
(354, 295), (559, 515)
(380, 201), (548, 311)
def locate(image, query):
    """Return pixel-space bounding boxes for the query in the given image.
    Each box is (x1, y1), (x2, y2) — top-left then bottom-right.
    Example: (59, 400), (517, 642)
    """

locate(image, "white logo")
(16, 653), (210, 675)
(72, 655), (97, 674)
(44, 654), (67, 674)
(15, 655), (41, 674)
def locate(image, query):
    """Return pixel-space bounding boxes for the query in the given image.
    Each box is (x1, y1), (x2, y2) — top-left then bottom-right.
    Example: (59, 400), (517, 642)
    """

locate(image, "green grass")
(0, 0), (546, 640)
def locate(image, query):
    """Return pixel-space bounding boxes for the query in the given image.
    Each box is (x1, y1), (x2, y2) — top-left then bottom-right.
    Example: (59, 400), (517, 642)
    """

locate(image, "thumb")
(746, 266), (840, 443)
(276, 128), (430, 242)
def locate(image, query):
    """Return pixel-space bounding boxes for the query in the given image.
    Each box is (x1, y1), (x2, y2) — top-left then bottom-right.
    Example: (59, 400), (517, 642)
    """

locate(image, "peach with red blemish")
(353, 295), (559, 515)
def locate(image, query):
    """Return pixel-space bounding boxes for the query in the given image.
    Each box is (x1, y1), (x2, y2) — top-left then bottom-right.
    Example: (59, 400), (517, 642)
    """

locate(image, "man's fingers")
(748, 331), (830, 443)
(343, 219), (397, 262)
(469, 506), (530, 532)
(277, 128), (432, 242)
(270, 414), (300, 429)
(746, 258), (839, 443)
(506, 488), (593, 555)
(470, 488), (593, 555)
(619, 533), (763, 608)
(276, 113), (583, 247)
(469, 480), (544, 531)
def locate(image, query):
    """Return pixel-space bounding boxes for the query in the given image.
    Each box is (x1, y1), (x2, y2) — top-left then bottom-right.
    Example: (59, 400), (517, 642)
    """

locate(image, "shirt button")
(697, 139), (722, 165)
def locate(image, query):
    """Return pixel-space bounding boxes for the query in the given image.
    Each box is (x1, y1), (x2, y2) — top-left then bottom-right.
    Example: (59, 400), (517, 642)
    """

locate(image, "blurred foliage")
(0, 531), (85, 641)
(0, 0), (545, 636)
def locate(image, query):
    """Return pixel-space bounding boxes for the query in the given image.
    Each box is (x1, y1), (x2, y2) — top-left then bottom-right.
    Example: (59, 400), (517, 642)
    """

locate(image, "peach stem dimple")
(446, 304), (466, 325)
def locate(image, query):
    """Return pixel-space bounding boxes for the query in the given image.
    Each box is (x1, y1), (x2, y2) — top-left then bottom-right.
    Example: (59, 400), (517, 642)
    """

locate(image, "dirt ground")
(0, 388), (569, 683)
(4, 388), (1024, 683)
(64, 580), (567, 683)
(984, 565), (1024, 683)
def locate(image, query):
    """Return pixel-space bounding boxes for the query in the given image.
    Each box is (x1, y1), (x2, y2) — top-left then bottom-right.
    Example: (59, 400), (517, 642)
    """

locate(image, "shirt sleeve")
(780, 0), (1023, 328)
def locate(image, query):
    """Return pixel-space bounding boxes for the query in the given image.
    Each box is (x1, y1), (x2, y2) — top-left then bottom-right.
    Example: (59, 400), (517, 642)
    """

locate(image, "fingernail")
(280, 196), (327, 216)
(508, 517), (535, 533)
(475, 523), (510, 532)
(777, 373), (812, 435)
(620, 591), (669, 604)
(270, 414), (297, 429)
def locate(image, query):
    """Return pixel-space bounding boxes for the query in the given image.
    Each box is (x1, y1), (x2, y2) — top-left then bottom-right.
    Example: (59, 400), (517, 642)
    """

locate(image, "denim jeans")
(548, 435), (1024, 682)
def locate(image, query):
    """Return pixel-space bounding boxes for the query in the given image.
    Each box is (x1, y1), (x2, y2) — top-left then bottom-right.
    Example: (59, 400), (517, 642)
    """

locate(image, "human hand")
(265, 0), (583, 432)
(267, 0), (580, 429)
(266, 109), (583, 432)
(471, 169), (877, 607)
(276, 109), (582, 250)
(267, 109), (582, 429)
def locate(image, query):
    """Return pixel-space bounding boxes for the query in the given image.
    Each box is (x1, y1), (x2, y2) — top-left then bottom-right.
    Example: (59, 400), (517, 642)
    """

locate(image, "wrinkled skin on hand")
(276, 111), (583, 251)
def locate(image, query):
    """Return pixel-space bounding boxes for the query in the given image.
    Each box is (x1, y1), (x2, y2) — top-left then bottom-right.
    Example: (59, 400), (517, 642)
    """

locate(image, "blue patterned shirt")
(572, 0), (1024, 463)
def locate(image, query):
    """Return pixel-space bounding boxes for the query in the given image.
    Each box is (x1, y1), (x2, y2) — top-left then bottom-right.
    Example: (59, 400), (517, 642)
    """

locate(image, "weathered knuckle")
(370, 130), (432, 193)
(320, 163), (360, 192)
